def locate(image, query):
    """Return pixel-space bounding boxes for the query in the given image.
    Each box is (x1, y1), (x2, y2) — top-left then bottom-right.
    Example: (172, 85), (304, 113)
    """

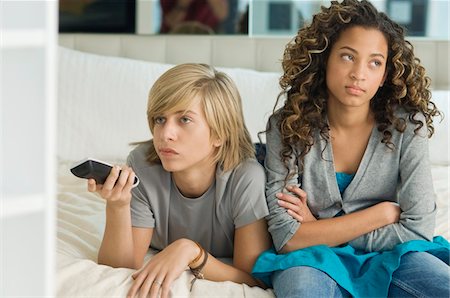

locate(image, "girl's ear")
(380, 71), (388, 87)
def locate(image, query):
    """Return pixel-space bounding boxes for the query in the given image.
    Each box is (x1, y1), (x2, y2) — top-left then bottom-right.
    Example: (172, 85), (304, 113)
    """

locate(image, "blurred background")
(58, 0), (449, 38)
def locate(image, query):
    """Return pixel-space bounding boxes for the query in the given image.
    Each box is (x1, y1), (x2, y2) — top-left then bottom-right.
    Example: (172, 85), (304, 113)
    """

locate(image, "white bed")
(56, 41), (449, 297)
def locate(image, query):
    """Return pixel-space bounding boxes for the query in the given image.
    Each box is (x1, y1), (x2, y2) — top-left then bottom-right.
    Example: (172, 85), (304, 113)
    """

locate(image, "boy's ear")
(212, 137), (222, 147)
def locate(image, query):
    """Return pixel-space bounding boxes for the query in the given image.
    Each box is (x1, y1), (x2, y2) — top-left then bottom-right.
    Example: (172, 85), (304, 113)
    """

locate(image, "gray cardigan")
(265, 112), (437, 252)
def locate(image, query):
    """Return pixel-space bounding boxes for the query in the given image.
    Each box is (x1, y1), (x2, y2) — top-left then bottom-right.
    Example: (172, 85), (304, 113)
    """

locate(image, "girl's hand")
(87, 165), (136, 208)
(127, 238), (200, 298)
(378, 201), (401, 224)
(276, 185), (317, 223)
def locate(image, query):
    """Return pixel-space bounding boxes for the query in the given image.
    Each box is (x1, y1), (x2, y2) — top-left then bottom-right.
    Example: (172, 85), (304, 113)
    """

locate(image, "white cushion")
(215, 67), (282, 144)
(58, 47), (281, 162)
(429, 90), (450, 165)
(58, 46), (448, 165)
(58, 47), (170, 162)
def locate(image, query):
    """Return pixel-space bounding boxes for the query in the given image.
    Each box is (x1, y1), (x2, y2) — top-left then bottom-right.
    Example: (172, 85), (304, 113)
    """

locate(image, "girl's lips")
(346, 85), (365, 95)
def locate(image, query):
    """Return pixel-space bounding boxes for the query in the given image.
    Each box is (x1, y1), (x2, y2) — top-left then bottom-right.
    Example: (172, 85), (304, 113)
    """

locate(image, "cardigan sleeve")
(349, 114), (437, 252)
(264, 115), (301, 252)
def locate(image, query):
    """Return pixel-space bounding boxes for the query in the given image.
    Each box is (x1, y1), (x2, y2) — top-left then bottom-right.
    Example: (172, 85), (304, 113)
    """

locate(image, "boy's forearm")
(98, 205), (135, 268)
(200, 254), (266, 288)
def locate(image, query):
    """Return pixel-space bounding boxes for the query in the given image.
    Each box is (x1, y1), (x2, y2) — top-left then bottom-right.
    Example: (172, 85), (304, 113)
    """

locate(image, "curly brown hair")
(273, 0), (441, 172)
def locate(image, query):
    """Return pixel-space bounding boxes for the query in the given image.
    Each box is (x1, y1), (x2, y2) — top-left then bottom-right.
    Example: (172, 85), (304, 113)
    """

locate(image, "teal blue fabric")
(335, 172), (355, 194)
(253, 236), (449, 297)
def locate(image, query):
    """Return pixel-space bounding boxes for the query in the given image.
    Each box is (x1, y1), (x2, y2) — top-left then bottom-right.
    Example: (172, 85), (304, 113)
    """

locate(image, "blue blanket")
(252, 236), (449, 297)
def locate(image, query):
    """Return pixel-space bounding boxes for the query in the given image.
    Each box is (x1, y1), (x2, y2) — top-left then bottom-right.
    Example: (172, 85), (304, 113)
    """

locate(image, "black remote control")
(70, 158), (139, 187)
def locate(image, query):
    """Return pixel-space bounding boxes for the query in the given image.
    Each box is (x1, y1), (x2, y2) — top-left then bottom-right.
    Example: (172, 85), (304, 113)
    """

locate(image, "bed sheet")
(56, 161), (274, 297)
(56, 162), (448, 297)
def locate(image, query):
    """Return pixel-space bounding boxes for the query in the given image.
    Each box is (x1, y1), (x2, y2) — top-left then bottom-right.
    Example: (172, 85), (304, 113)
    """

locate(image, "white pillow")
(58, 47), (282, 162)
(216, 67), (282, 144)
(429, 90), (450, 165)
(60, 47), (447, 165)
(58, 47), (171, 162)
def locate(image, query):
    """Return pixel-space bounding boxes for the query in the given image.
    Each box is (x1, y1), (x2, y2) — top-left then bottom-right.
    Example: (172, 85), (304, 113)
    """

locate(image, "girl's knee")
(272, 266), (342, 297)
(401, 252), (448, 271)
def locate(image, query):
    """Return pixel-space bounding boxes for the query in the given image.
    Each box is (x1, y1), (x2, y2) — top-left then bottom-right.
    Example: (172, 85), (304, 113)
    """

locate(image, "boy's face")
(326, 26), (388, 110)
(152, 98), (220, 175)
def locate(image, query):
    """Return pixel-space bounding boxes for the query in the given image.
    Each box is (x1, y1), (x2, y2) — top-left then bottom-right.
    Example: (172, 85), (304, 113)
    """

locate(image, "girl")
(253, 0), (449, 297)
(89, 63), (271, 297)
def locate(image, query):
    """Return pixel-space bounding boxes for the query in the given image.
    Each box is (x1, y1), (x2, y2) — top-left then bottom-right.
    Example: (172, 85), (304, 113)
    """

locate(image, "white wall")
(427, 0), (450, 38)
(137, 0), (161, 34)
(1, 1), (57, 296)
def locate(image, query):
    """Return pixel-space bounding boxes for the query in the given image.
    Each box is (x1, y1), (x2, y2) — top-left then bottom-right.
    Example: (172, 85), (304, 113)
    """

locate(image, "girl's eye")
(342, 54), (354, 61)
(154, 116), (165, 125)
(180, 116), (192, 124)
(370, 60), (383, 68)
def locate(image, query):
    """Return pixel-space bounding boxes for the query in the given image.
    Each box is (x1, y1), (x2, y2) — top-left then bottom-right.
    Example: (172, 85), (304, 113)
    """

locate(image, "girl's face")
(326, 26), (388, 110)
(152, 98), (220, 174)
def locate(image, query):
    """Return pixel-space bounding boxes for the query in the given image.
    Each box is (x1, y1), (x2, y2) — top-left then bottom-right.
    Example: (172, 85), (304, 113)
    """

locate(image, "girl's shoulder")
(392, 108), (428, 137)
(393, 107), (425, 119)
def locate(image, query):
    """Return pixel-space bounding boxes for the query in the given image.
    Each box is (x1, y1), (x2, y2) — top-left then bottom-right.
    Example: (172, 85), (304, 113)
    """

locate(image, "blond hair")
(145, 63), (255, 172)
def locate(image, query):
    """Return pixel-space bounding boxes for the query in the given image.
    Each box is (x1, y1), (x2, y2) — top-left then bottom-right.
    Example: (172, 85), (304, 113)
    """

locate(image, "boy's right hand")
(87, 165), (136, 208)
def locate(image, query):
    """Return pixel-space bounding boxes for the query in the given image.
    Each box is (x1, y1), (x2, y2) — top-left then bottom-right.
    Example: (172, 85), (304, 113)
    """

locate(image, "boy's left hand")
(127, 238), (199, 298)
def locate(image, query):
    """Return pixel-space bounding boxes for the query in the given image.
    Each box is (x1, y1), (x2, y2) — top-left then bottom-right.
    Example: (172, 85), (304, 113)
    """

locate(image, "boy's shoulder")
(230, 158), (265, 181)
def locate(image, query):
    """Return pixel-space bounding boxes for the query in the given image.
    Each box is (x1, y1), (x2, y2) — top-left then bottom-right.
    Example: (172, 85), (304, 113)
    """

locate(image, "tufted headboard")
(59, 34), (449, 89)
(59, 34), (289, 73)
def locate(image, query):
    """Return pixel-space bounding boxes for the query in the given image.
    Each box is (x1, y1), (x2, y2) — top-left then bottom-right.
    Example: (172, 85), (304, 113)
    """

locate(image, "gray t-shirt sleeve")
(265, 115), (300, 251)
(127, 153), (155, 228)
(349, 115), (437, 251)
(230, 159), (269, 229)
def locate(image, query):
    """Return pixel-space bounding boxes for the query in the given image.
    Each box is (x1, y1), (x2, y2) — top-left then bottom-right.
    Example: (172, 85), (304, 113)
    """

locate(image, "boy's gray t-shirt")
(127, 142), (269, 258)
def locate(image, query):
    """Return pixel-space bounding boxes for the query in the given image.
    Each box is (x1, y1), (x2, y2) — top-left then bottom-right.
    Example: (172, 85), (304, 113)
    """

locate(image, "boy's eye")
(154, 116), (165, 124)
(180, 116), (192, 124)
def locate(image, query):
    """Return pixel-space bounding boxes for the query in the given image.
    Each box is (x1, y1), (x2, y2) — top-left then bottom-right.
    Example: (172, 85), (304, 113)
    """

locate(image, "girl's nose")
(350, 63), (366, 81)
